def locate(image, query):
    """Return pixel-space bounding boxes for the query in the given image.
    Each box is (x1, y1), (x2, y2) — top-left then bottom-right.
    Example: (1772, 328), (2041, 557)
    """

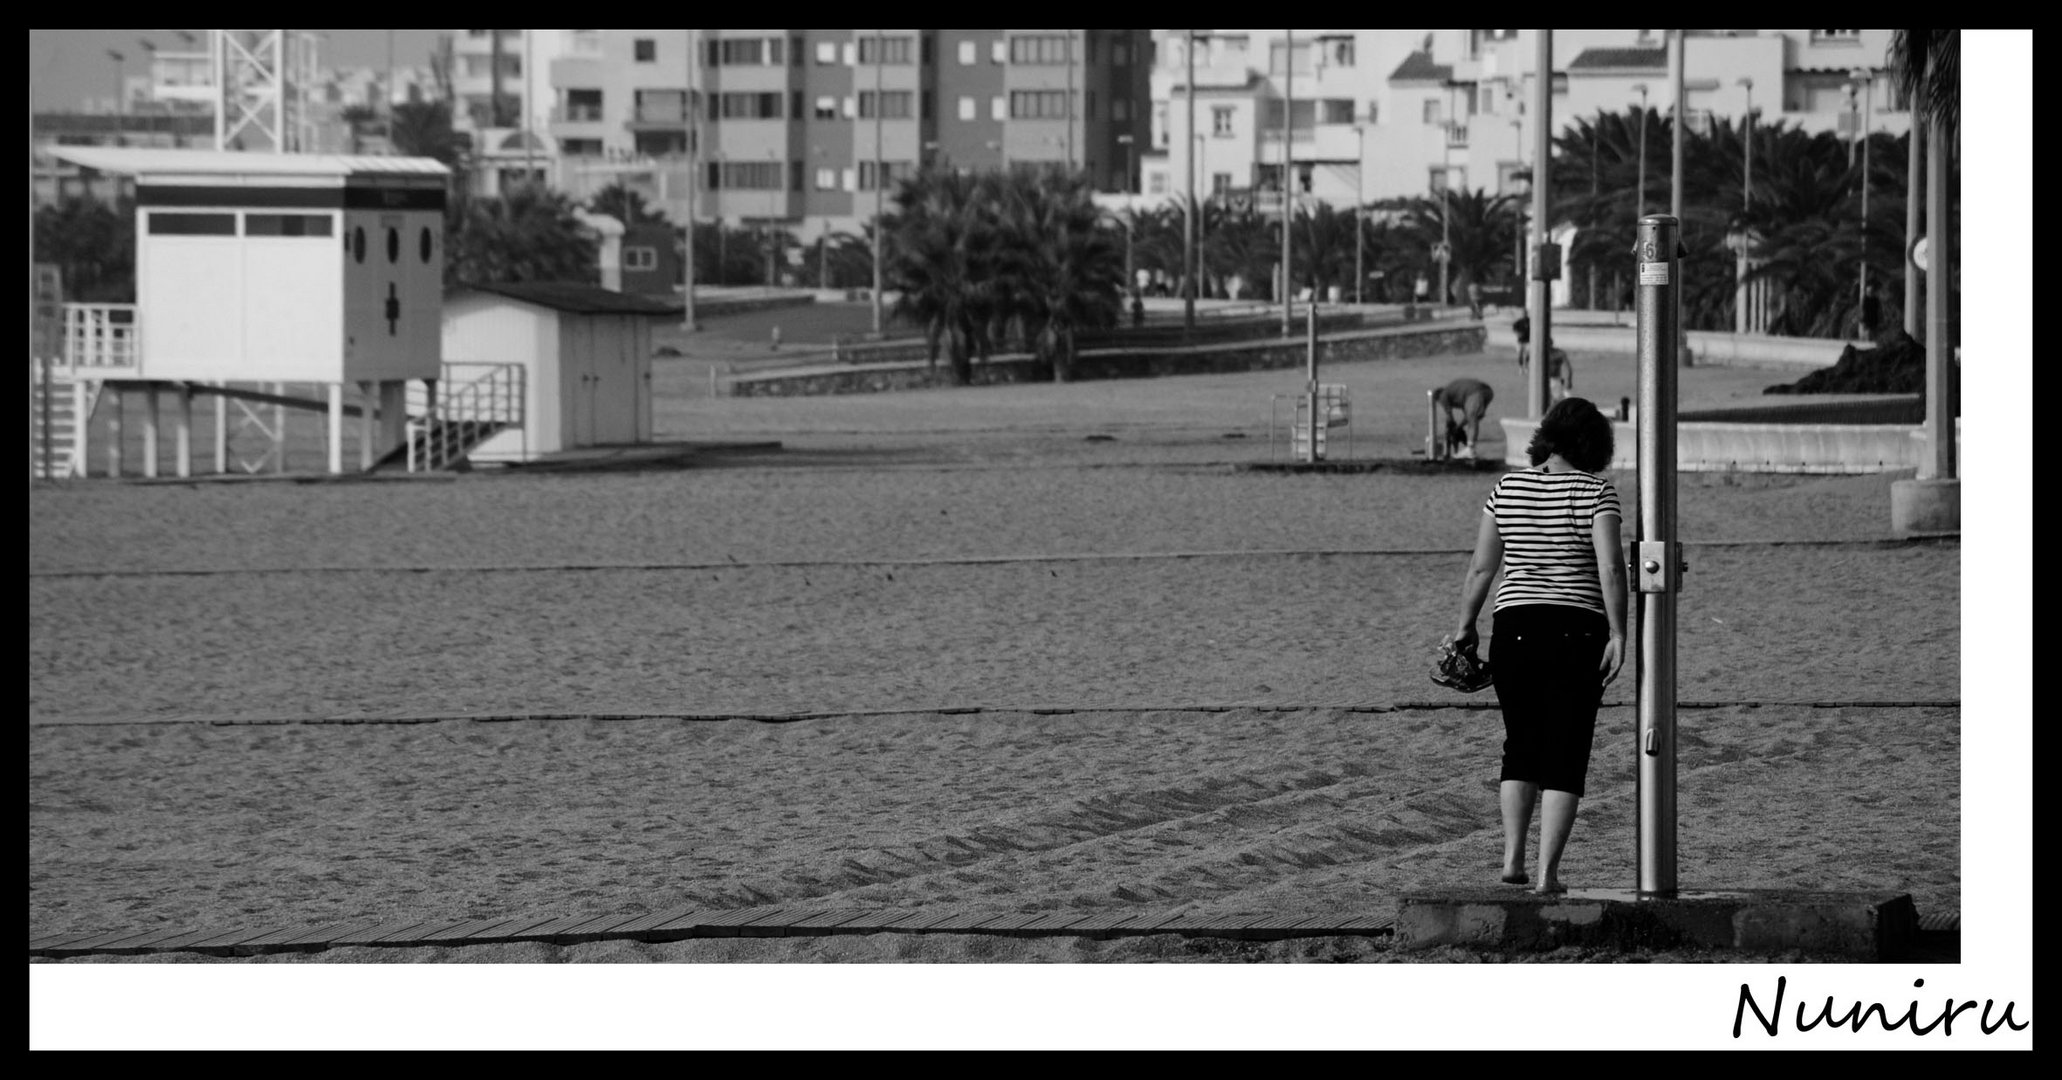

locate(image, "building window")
(1321, 99), (1354, 124)
(244, 213), (333, 237)
(814, 96), (838, 120)
(1148, 171), (1167, 195)
(816, 41), (837, 64)
(858, 91), (913, 119)
(711, 38), (767, 66)
(717, 92), (784, 119)
(858, 36), (913, 64)
(1113, 97), (1131, 122)
(841, 167), (855, 190)
(634, 38), (656, 63)
(1212, 106), (1234, 136)
(1113, 39), (1130, 66)
(842, 42), (857, 65)
(1422, 99), (1443, 125)
(634, 89), (689, 122)
(624, 246), (657, 271)
(921, 91), (933, 119)
(991, 95), (1006, 120)
(958, 95), (976, 121)
(1154, 102), (1168, 146)
(1320, 35), (1355, 67)
(1428, 165), (1466, 193)
(1009, 34), (1071, 65)
(1366, 100), (1381, 125)
(1212, 172), (1232, 197)
(958, 40), (976, 65)
(843, 96), (856, 118)
(718, 161), (783, 189)
(990, 40), (1007, 64)
(815, 167), (837, 190)
(921, 34), (934, 65)
(1811, 29), (1862, 42)
(560, 138), (603, 156)
(1085, 91), (1095, 121)
(563, 88), (604, 122)
(857, 160), (915, 190)
(1009, 90), (1070, 119)
(792, 36), (805, 66)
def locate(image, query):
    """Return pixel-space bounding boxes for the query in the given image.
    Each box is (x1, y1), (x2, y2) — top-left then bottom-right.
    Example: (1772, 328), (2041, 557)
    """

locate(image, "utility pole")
(1184, 29), (1197, 335)
(871, 29), (885, 337)
(1280, 29), (1293, 337)
(1527, 31), (1553, 419)
(683, 29), (698, 331)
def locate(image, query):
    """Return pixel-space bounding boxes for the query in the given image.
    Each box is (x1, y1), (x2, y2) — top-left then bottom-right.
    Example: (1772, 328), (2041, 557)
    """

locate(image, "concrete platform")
(1395, 888), (1920, 960)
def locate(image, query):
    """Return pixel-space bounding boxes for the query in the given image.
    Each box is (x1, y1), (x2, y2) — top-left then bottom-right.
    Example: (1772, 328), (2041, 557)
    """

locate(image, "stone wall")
(726, 323), (1488, 397)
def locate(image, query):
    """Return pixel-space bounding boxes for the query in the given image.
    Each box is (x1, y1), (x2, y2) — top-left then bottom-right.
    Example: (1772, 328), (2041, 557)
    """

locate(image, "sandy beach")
(30, 340), (1962, 964)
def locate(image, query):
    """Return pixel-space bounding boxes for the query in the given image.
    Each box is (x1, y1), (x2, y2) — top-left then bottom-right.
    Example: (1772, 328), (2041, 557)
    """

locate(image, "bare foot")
(1533, 879), (1567, 896)
(1500, 868), (1529, 885)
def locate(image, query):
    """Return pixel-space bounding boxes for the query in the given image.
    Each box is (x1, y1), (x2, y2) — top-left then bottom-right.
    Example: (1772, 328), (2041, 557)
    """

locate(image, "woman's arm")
(1452, 509), (1504, 650)
(1592, 511), (1627, 686)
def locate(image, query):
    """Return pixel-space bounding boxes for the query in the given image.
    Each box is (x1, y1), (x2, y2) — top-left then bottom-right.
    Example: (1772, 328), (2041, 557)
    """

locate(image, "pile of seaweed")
(1765, 332), (1932, 395)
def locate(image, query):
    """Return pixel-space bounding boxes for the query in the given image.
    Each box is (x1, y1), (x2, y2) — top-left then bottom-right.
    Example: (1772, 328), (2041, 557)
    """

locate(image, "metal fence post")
(1634, 214), (1682, 896)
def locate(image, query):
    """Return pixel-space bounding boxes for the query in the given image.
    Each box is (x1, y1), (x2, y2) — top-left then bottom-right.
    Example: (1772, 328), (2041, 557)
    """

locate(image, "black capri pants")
(1490, 603), (1609, 797)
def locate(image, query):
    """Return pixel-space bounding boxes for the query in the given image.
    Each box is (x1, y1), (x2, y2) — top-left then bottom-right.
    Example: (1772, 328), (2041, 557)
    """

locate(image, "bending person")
(1432, 377), (1495, 460)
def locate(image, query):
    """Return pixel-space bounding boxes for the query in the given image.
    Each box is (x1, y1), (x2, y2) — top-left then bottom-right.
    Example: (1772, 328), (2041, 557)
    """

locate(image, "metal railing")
(404, 361), (525, 472)
(62, 303), (140, 375)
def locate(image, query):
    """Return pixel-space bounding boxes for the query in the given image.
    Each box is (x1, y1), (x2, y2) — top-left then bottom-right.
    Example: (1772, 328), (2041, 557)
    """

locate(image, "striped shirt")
(1483, 467), (1622, 615)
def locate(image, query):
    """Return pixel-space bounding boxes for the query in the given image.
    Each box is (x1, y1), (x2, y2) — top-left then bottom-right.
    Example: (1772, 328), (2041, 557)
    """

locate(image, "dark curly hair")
(1525, 396), (1615, 472)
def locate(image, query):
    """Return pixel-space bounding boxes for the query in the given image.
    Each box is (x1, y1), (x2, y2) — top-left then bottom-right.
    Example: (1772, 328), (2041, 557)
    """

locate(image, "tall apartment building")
(546, 29), (1151, 240)
(1143, 29), (1913, 212)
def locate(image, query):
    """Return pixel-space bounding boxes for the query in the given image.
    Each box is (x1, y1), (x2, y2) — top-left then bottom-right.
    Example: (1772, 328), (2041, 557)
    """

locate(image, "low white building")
(440, 282), (678, 463)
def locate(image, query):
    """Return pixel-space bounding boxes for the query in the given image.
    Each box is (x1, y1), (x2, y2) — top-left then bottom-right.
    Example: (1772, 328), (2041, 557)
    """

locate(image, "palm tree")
(445, 186), (599, 288)
(885, 170), (998, 384)
(996, 167), (1123, 381)
(1397, 188), (1522, 303)
(33, 196), (135, 303)
(587, 184), (672, 228)
(389, 100), (463, 167)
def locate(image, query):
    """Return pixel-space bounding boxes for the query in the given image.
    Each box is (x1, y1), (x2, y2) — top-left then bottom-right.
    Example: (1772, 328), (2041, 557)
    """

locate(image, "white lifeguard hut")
(42, 147), (457, 476)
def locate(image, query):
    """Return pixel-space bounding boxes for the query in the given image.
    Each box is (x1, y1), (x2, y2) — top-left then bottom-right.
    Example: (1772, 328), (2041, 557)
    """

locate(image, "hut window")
(386, 227), (401, 263)
(148, 212), (236, 235)
(245, 214), (334, 237)
(420, 227), (435, 263)
(353, 227), (367, 262)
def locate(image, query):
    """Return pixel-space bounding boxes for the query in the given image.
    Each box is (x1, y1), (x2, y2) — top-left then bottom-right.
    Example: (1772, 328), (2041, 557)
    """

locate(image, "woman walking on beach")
(1448, 397), (1628, 894)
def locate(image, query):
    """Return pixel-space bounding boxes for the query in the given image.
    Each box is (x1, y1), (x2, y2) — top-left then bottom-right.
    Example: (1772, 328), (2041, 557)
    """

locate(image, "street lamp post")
(1281, 27), (1294, 337)
(1118, 133), (1136, 297)
(871, 28), (885, 337)
(1632, 83), (1649, 222)
(1183, 29), (1197, 334)
(683, 29), (698, 331)
(1848, 67), (1874, 337)
(1511, 114), (1525, 286)
(1353, 123), (1366, 304)
(107, 49), (126, 117)
(1736, 76), (1755, 335)
(1194, 133), (1211, 298)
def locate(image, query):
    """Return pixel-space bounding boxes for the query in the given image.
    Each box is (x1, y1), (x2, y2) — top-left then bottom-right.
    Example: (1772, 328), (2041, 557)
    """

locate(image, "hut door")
(571, 318), (597, 448)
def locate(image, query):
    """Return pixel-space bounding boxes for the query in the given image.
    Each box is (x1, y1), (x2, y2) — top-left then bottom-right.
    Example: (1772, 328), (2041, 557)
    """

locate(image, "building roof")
(44, 146), (450, 179)
(1387, 51), (1453, 84)
(1567, 47), (1668, 71)
(453, 282), (683, 317)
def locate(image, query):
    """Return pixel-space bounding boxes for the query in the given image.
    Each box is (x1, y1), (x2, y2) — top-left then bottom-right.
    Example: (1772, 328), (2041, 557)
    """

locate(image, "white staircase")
(29, 363), (92, 480)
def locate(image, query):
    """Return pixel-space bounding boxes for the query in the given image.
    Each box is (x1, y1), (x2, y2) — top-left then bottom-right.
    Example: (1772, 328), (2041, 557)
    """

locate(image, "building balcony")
(1445, 122), (1469, 148)
(552, 104), (607, 124)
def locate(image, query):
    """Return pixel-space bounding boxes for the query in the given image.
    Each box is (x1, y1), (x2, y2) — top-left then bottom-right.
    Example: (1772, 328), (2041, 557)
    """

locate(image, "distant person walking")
(1415, 273), (1430, 305)
(1433, 377), (1495, 460)
(1512, 312), (1531, 367)
(1467, 281), (1485, 320)
(1447, 397), (1627, 894)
